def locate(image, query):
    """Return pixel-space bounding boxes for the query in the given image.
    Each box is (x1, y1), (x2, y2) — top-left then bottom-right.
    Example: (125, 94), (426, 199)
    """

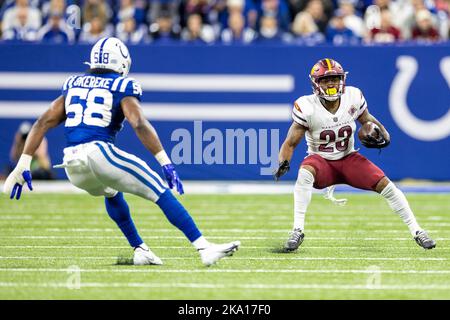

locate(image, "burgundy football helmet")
(309, 58), (347, 101)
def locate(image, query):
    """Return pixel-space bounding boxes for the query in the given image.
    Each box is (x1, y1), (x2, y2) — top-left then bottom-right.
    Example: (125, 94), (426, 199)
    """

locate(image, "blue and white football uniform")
(58, 72), (167, 201)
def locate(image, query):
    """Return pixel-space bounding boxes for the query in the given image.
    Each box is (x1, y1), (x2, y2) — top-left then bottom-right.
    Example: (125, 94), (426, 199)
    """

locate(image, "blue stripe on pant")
(106, 144), (166, 190)
(95, 142), (163, 197)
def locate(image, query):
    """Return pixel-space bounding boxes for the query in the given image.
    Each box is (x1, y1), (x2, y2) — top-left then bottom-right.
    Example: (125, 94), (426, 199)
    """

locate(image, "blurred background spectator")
(116, 13), (148, 44)
(411, 8), (441, 42)
(181, 12), (215, 43)
(290, 10), (325, 44)
(149, 8), (181, 43)
(338, 0), (366, 38)
(367, 8), (401, 43)
(220, 10), (256, 43)
(325, 8), (360, 44)
(1, 0), (41, 41)
(255, 14), (291, 43)
(79, 15), (113, 43)
(304, 0), (330, 33)
(0, 0), (448, 44)
(8, 121), (54, 180)
(38, 9), (74, 43)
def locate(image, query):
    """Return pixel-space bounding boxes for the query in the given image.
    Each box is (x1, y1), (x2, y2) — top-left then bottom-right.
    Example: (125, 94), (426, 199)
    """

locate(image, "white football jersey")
(292, 86), (367, 160)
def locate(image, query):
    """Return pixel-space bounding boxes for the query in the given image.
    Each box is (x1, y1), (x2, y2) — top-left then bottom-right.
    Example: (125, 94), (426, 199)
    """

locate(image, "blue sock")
(105, 192), (143, 248)
(156, 190), (202, 242)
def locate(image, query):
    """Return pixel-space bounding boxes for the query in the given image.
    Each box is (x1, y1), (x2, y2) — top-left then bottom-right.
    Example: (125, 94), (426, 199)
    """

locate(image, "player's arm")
(121, 96), (165, 155)
(3, 96), (66, 199)
(357, 109), (390, 141)
(274, 122), (307, 180)
(121, 96), (184, 194)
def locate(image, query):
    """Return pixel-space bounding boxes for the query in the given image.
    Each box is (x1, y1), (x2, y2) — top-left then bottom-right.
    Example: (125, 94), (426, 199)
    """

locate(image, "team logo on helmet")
(309, 58), (348, 101)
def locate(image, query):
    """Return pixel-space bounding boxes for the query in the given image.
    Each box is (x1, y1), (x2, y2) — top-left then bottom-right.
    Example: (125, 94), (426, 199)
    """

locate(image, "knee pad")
(380, 181), (396, 198)
(297, 168), (314, 186)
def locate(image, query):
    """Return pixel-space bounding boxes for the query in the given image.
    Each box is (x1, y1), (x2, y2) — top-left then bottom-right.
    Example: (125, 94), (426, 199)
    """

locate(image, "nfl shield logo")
(333, 117), (338, 122)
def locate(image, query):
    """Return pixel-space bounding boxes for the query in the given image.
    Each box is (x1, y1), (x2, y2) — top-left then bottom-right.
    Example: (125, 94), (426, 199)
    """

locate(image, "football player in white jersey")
(274, 58), (436, 251)
(3, 37), (240, 266)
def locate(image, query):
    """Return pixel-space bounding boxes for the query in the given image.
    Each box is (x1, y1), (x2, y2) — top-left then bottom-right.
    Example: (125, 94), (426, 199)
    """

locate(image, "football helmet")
(309, 58), (347, 101)
(87, 37), (131, 76)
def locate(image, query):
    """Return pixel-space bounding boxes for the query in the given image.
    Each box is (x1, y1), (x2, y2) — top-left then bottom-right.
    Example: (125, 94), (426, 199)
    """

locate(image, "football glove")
(3, 154), (33, 200)
(361, 127), (390, 149)
(162, 164), (184, 195)
(273, 160), (290, 181)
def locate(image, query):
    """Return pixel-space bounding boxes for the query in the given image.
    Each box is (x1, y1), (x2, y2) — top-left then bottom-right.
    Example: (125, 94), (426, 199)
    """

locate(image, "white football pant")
(56, 141), (167, 202)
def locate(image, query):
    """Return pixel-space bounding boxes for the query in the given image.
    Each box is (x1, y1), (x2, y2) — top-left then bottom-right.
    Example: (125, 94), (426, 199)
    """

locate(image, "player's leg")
(88, 142), (240, 265)
(341, 153), (435, 249)
(285, 154), (339, 251)
(154, 190), (240, 266)
(104, 192), (163, 265)
(375, 177), (436, 249)
(63, 162), (160, 263)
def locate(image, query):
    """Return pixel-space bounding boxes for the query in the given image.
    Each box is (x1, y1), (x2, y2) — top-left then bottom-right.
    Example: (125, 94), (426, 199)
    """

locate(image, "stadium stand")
(0, 0), (448, 44)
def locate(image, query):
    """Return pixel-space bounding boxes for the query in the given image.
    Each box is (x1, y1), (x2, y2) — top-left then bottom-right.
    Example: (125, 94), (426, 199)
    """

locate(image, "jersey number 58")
(65, 88), (113, 127)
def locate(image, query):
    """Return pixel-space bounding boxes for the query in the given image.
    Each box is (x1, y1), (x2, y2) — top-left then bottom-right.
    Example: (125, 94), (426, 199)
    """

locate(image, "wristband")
(17, 154), (32, 169)
(155, 150), (171, 166)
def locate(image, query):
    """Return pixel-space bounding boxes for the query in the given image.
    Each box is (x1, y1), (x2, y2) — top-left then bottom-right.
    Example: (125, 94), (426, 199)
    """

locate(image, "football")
(358, 121), (380, 142)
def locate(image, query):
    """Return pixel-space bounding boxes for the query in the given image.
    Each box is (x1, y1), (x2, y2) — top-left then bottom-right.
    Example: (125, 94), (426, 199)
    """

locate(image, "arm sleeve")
(292, 101), (309, 128)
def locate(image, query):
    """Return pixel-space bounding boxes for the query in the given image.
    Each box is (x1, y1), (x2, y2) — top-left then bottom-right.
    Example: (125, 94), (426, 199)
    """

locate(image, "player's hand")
(162, 164), (184, 195)
(273, 160), (290, 181)
(361, 127), (390, 149)
(3, 168), (33, 200)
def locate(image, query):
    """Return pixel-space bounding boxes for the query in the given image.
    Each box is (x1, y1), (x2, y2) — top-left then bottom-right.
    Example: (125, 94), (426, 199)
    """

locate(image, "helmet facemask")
(310, 73), (347, 101)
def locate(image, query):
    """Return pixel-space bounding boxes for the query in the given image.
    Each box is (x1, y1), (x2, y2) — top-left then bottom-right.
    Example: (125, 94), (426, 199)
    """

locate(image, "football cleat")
(133, 245), (163, 265)
(198, 241), (241, 267)
(414, 230), (436, 250)
(284, 228), (305, 252)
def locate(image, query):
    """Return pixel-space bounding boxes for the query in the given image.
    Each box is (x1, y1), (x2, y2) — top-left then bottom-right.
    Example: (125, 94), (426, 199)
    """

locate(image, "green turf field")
(0, 192), (449, 299)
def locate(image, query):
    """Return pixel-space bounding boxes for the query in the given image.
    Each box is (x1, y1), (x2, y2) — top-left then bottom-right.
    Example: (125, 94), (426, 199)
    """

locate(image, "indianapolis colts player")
(3, 37), (240, 266)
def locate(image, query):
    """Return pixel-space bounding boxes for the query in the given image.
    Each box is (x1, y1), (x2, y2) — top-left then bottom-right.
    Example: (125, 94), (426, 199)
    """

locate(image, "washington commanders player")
(274, 58), (436, 251)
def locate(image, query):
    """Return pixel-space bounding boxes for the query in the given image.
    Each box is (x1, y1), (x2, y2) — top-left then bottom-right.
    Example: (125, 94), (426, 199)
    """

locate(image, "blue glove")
(4, 170), (33, 200)
(162, 164), (184, 195)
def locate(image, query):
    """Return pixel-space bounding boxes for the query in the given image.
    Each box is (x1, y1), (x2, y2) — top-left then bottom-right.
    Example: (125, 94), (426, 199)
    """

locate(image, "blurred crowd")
(0, 0), (448, 45)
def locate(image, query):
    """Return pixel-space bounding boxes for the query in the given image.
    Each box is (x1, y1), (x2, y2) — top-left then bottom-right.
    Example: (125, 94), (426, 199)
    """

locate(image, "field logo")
(171, 121), (279, 176)
(66, 265), (81, 289)
(365, 265), (382, 289)
(389, 56), (450, 141)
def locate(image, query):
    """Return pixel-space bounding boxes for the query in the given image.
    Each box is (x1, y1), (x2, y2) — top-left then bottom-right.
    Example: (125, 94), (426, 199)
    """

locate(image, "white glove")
(324, 185), (347, 206)
(3, 154), (33, 200)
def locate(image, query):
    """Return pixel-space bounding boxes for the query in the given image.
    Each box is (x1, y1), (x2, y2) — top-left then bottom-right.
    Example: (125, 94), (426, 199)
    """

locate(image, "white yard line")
(0, 268), (449, 274)
(0, 282), (449, 290)
(3, 220), (450, 227)
(0, 256), (446, 261)
(3, 228), (448, 233)
(1, 237), (449, 244)
(1, 246), (447, 250)
(0, 229), (444, 236)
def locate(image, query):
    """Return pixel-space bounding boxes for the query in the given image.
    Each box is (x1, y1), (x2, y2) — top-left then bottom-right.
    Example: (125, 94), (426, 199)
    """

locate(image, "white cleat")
(133, 245), (163, 265)
(198, 241), (241, 267)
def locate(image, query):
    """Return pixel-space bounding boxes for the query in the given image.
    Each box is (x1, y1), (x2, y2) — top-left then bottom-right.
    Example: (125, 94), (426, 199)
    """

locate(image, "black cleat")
(414, 230), (436, 250)
(284, 228), (305, 252)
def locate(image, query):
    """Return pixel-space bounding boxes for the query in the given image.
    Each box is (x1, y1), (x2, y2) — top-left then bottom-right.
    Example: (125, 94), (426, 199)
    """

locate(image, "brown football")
(358, 121), (380, 142)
